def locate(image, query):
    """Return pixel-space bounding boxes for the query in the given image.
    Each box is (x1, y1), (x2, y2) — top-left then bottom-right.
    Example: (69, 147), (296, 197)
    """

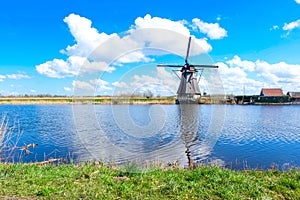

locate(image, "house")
(256, 88), (290, 104)
(260, 88), (284, 96)
(287, 92), (300, 98)
(287, 92), (300, 104)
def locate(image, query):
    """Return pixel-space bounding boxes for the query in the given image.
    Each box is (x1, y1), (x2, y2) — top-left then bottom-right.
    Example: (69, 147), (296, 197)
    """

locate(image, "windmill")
(157, 36), (218, 104)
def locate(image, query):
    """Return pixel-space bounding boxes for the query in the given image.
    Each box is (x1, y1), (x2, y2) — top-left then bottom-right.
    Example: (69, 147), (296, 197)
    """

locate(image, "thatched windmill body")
(158, 36), (218, 104)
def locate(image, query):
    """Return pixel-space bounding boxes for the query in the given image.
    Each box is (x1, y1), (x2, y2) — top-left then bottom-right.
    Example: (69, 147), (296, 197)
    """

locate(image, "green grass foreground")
(0, 163), (300, 199)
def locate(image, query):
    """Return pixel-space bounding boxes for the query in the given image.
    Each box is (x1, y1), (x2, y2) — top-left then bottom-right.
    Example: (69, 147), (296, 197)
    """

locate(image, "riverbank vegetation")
(0, 96), (176, 104)
(0, 162), (300, 199)
(0, 95), (233, 105)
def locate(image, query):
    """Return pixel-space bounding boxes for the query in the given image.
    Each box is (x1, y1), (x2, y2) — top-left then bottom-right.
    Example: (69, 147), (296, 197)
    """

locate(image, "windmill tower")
(158, 36), (218, 104)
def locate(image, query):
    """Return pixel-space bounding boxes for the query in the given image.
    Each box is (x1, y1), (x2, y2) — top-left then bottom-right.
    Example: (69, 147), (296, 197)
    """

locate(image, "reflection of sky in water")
(1, 104), (300, 170)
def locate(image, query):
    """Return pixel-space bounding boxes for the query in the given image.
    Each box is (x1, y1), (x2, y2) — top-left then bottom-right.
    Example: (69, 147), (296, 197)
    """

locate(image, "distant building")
(255, 88), (290, 104)
(287, 92), (300, 98)
(287, 91), (300, 104)
(260, 88), (284, 96)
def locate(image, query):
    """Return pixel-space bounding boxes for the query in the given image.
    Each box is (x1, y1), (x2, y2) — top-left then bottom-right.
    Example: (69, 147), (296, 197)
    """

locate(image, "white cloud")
(115, 51), (154, 64)
(255, 60), (300, 85)
(112, 81), (128, 88)
(217, 61), (262, 95)
(36, 57), (82, 78)
(36, 56), (114, 78)
(0, 75), (5, 82)
(30, 89), (36, 93)
(36, 14), (119, 78)
(0, 73), (31, 81)
(217, 55), (300, 95)
(132, 14), (190, 36)
(282, 19), (300, 37)
(192, 18), (227, 40)
(226, 55), (256, 72)
(72, 79), (112, 92)
(270, 25), (279, 31)
(295, 0), (300, 4)
(90, 79), (112, 91)
(283, 19), (300, 31)
(7, 73), (31, 80)
(64, 87), (72, 92)
(72, 80), (94, 91)
(62, 13), (115, 57)
(129, 14), (212, 56)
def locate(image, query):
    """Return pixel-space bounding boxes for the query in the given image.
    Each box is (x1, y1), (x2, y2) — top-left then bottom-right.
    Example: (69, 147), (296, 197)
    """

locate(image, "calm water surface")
(1, 104), (300, 170)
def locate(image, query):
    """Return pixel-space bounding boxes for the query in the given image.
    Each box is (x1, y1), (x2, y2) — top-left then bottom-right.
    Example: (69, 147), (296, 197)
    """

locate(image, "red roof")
(260, 88), (284, 96)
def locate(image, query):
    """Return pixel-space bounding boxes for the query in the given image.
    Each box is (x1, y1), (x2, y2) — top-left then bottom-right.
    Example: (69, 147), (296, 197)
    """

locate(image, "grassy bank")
(0, 163), (300, 199)
(0, 96), (176, 105)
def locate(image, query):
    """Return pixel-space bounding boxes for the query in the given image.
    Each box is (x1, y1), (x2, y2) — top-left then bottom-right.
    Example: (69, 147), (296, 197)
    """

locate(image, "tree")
(144, 89), (153, 98)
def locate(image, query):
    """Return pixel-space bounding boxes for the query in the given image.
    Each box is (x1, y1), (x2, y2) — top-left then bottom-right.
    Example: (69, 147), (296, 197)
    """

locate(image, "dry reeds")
(0, 115), (21, 162)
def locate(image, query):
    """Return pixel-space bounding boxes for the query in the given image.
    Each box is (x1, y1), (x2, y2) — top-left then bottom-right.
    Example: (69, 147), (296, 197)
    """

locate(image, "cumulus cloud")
(36, 14), (217, 79)
(192, 18), (227, 40)
(226, 55), (256, 72)
(129, 14), (212, 56)
(62, 13), (115, 57)
(217, 61), (263, 95)
(36, 14), (120, 78)
(255, 60), (300, 85)
(36, 57), (81, 78)
(36, 56), (115, 78)
(132, 14), (190, 36)
(217, 55), (300, 95)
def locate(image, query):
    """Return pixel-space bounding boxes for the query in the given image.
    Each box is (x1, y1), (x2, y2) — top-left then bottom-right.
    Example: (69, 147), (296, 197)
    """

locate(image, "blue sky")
(1, 0), (300, 96)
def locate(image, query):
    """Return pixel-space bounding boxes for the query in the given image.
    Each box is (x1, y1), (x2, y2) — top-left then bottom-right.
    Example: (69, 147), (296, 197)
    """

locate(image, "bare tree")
(143, 89), (153, 98)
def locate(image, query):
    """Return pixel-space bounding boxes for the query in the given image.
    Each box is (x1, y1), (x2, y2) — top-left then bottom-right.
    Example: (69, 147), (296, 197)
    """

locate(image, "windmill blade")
(185, 36), (192, 64)
(172, 70), (182, 80)
(157, 64), (183, 68)
(192, 65), (219, 68)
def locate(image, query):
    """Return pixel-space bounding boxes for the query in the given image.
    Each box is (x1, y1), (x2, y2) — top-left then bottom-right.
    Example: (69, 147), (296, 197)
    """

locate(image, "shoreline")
(0, 97), (176, 105)
(0, 97), (298, 105)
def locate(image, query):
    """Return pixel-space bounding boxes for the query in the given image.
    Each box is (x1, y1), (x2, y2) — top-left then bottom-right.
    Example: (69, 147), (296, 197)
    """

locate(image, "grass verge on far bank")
(0, 163), (300, 199)
(0, 96), (176, 105)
